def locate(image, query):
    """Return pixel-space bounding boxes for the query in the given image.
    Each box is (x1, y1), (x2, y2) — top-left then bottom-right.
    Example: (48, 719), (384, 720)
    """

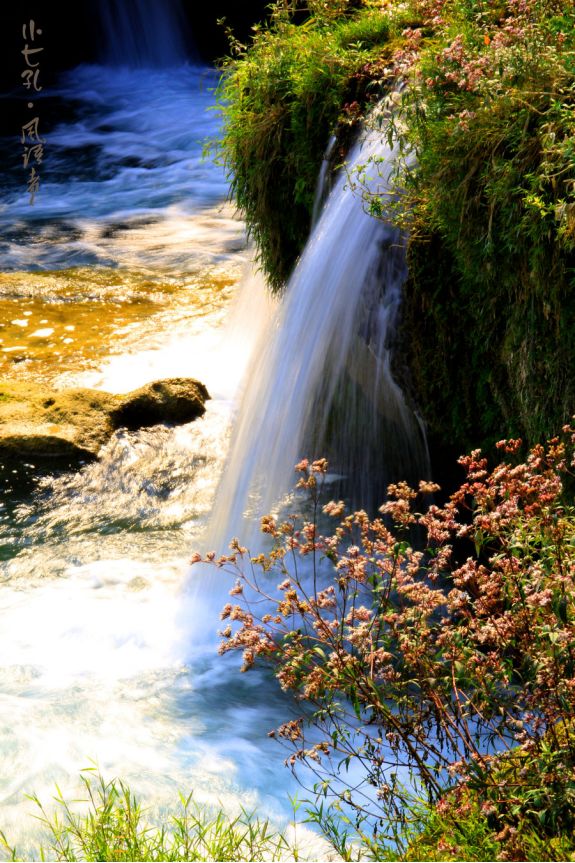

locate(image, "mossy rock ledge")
(0, 377), (209, 467)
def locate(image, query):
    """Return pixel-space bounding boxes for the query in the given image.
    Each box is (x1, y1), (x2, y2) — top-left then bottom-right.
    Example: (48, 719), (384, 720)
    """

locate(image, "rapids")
(0, 45), (302, 859)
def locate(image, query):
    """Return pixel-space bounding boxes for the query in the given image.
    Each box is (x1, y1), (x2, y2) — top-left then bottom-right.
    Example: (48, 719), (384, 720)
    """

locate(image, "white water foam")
(0, 64), (233, 272)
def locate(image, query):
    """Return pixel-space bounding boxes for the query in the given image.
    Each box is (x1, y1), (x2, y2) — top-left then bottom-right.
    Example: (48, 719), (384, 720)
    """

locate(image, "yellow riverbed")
(0, 265), (240, 385)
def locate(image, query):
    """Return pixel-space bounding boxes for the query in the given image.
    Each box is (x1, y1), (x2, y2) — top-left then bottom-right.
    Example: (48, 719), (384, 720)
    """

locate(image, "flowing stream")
(0, 5), (426, 856)
(0, 11), (303, 855)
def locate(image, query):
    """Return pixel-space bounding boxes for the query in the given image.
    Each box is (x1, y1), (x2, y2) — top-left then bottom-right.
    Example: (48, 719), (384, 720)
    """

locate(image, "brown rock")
(112, 378), (209, 430)
(0, 377), (209, 467)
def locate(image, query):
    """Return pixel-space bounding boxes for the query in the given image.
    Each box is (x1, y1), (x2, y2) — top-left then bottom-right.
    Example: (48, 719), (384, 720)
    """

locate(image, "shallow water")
(0, 59), (312, 856)
(0, 265), (239, 384)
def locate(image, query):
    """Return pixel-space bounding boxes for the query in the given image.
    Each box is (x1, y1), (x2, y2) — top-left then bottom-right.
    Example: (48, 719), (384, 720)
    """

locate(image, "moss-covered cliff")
(214, 1), (403, 288)
(215, 0), (575, 457)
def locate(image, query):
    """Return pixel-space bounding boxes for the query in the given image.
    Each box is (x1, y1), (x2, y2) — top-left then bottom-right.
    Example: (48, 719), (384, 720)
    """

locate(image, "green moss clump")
(402, 219), (575, 454)
(214, 1), (400, 289)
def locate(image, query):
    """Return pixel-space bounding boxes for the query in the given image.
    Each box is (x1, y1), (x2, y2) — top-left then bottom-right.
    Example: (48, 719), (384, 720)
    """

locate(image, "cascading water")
(207, 114), (429, 551)
(0, 5), (316, 855)
(97, 0), (191, 67)
(310, 134), (337, 227)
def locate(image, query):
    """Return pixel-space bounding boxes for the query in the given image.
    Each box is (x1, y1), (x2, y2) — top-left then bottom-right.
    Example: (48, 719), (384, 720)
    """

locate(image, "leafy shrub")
(390, 0), (575, 450)
(197, 426), (575, 859)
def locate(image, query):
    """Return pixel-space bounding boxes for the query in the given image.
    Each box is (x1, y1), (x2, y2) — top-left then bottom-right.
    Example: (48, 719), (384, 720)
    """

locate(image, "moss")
(214, 2), (402, 289)
(110, 378), (209, 430)
(0, 378), (208, 467)
(398, 80), (575, 452)
(387, 0), (575, 453)
(401, 225), (575, 458)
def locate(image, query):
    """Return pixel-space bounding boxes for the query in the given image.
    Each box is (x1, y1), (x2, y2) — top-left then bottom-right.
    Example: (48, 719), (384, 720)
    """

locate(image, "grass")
(214, 0), (575, 454)
(0, 772), (298, 862)
(4, 757), (572, 862)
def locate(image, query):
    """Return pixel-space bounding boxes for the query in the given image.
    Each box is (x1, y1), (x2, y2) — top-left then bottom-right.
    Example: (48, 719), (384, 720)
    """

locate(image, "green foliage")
(214, 1), (398, 289)
(401, 780), (575, 862)
(390, 0), (575, 450)
(0, 771), (295, 862)
(215, 0), (575, 452)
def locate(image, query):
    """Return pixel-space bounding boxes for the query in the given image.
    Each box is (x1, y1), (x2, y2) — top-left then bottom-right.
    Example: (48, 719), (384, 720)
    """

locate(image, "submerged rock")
(0, 377), (209, 467)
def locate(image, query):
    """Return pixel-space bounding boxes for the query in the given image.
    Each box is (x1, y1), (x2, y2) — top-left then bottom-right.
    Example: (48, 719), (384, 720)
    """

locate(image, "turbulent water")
(0, 50), (307, 856)
(1, 63), (238, 272)
(0, 6), (428, 853)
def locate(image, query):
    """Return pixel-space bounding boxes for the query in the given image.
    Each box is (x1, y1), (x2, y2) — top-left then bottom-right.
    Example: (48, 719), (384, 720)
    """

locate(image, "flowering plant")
(195, 427), (575, 855)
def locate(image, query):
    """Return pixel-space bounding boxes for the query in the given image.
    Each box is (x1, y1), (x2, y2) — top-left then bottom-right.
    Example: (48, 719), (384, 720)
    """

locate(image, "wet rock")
(0, 378), (209, 467)
(112, 378), (209, 430)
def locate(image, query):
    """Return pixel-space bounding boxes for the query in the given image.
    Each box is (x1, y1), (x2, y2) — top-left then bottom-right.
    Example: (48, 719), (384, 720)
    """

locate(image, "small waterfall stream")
(208, 120), (428, 550)
(98, 0), (191, 67)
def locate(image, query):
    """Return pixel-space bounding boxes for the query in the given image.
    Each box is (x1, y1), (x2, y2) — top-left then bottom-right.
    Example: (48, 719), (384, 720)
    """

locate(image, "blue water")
(0, 63), (232, 272)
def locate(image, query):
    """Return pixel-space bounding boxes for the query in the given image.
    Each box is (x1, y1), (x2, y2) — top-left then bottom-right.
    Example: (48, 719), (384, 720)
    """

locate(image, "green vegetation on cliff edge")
(394, 0), (575, 452)
(215, 0), (575, 454)
(214, 0), (407, 289)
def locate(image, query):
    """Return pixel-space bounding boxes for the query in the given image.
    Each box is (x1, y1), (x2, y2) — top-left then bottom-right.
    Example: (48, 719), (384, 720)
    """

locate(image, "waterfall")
(97, 0), (191, 67)
(207, 115), (429, 550)
(311, 134), (337, 227)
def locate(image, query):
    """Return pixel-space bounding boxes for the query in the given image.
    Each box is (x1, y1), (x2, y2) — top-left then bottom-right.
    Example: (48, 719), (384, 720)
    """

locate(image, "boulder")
(112, 378), (209, 430)
(0, 377), (209, 467)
